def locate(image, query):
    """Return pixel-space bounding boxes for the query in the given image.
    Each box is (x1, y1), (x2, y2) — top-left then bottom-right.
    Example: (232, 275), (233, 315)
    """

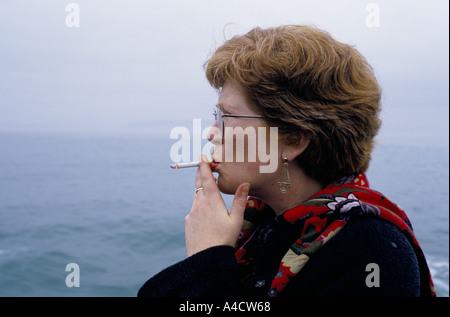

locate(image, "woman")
(138, 25), (435, 297)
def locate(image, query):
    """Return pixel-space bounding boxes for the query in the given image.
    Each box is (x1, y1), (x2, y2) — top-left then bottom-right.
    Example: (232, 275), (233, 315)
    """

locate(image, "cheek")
(221, 125), (260, 163)
(217, 161), (265, 194)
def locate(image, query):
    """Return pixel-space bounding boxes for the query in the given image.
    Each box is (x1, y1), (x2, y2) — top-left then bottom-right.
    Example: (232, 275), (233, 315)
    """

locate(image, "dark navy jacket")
(138, 217), (420, 297)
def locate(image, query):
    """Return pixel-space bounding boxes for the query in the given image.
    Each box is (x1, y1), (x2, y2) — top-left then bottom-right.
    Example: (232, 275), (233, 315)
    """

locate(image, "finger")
(199, 154), (219, 192)
(194, 164), (202, 189)
(230, 183), (250, 222)
(193, 163), (207, 197)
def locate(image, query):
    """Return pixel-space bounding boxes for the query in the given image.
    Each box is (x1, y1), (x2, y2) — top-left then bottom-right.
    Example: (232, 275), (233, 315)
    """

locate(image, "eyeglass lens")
(213, 107), (224, 136)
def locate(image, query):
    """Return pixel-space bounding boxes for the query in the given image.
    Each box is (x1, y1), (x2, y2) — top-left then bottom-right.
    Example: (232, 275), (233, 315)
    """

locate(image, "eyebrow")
(215, 103), (230, 114)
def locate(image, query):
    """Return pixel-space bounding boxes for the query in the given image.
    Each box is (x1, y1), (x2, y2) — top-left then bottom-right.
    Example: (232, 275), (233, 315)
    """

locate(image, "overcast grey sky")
(0, 0), (448, 146)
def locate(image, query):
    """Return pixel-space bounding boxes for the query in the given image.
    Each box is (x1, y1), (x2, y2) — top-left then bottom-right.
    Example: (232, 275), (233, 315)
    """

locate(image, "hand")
(185, 154), (250, 257)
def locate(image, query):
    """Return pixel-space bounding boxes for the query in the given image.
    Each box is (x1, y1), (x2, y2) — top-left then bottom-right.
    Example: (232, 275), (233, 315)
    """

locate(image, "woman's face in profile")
(209, 82), (281, 196)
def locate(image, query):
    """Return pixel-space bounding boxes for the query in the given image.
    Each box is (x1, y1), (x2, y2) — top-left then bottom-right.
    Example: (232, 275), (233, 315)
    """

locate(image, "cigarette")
(170, 161), (212, 169)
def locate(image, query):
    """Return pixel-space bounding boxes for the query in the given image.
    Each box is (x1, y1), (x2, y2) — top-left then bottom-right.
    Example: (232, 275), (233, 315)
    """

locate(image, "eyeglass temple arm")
(221, 114), (264, 119)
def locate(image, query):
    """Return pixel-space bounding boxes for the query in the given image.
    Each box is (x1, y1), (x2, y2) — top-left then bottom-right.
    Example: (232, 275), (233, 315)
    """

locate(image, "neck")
(259, 167), (324, 216)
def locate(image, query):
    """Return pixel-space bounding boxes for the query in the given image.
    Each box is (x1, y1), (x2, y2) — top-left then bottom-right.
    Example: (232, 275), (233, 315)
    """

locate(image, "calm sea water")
(0, 131), (448, 297)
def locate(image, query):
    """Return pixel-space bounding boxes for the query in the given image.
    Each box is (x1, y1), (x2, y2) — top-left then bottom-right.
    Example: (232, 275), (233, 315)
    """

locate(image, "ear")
(281, 134), (310, 162)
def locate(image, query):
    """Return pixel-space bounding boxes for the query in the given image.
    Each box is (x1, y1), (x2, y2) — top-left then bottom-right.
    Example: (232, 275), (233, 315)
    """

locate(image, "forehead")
(217, 82), (255, 114)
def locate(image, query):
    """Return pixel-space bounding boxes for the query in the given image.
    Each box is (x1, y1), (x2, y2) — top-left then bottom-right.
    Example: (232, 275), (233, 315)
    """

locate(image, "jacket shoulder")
(282, 217), (420, 296)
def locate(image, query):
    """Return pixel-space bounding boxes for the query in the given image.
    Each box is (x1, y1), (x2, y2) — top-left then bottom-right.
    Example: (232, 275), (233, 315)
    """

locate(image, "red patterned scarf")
(235, 173), (436, 297)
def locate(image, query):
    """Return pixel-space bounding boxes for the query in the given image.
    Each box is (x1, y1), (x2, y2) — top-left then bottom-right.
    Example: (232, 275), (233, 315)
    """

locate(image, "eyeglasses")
(213, 107), (264, 137)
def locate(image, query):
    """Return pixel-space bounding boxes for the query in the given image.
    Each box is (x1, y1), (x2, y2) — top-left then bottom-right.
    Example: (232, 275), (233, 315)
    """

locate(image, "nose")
(207, 122), (221, 143)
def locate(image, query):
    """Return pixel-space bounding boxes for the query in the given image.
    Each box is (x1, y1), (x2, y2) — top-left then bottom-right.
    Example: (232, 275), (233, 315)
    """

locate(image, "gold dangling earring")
(278, 157), (290, 193)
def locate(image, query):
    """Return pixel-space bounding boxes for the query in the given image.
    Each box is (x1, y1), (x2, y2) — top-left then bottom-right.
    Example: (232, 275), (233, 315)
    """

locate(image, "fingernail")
(242, 183), (250, 197)
(201, 154), (208, 162)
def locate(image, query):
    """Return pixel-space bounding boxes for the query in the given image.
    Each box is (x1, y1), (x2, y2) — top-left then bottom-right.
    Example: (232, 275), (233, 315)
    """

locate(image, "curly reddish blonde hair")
(205, 25), (382, 185)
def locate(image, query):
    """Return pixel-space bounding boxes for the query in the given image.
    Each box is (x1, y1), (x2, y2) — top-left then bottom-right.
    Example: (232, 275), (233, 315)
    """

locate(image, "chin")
(217, 176), (238, 195)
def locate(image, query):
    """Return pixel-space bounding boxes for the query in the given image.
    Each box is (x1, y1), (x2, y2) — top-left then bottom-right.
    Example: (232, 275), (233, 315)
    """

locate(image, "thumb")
(230, 183), (250, 221)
